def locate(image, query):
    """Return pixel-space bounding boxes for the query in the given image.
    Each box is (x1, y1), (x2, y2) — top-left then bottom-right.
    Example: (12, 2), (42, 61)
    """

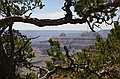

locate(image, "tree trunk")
(0, 56), (15, 79)
(0, 37), (15, 79)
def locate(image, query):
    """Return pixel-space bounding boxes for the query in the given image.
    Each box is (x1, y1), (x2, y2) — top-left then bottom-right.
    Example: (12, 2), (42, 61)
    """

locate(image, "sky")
(13, 0), (113, 30)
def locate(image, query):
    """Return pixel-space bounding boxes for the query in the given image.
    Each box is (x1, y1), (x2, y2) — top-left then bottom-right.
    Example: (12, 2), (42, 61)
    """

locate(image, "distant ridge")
(32, 30), (109, 55)
(98, 30), (110, 37)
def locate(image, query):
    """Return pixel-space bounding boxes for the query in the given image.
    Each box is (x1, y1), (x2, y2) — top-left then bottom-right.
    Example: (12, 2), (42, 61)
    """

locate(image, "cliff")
(32, 30), (108, 55)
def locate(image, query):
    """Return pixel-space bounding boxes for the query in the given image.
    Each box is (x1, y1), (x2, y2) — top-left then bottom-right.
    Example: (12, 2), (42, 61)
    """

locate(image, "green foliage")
(47, 23), (120, 79)
(46, 61), (55, 71)
(2, 29), (33, 54)
(74, 0), (105, 16)
(0, 0), (43, 78)
(16, 72), (37, 79)
(2, 29), (35, 60)
(47, 39), (66, 60)
(74, 0), (119, 29)
(0, 0), (120, 79)
(1, 29), (36, 77)
(0, 0), (44, 16)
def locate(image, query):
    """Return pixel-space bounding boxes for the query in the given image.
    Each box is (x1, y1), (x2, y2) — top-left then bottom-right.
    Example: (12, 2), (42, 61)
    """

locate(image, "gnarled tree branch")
(0, 1), (119, 31)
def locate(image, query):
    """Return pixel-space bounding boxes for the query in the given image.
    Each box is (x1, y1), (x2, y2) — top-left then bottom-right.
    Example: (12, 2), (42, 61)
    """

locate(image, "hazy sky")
(13, 0), (113, 30)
